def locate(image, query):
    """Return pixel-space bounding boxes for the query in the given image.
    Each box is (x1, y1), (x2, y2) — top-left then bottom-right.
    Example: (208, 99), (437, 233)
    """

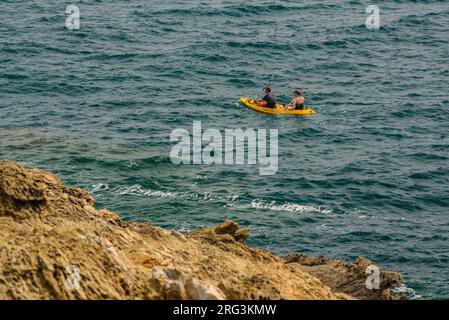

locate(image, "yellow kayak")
(240, 97), (316, 115)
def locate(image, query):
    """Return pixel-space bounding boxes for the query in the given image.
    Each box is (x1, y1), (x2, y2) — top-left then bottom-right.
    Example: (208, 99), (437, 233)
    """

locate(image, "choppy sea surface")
(1, 0), (449, 299)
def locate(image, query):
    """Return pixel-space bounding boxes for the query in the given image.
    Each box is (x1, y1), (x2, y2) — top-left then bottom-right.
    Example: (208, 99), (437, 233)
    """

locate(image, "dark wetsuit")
(263, 94), (277, 109)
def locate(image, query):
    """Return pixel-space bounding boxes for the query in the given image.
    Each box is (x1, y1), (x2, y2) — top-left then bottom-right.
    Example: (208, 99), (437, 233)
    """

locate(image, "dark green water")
(1, 1), (449, 299)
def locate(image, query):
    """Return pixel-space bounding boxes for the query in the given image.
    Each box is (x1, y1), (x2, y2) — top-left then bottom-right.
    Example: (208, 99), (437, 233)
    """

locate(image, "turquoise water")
(1, 1), (449, 299)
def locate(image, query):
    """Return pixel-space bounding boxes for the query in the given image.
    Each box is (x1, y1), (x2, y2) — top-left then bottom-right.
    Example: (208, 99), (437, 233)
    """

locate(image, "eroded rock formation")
(0, 161), (403, 300)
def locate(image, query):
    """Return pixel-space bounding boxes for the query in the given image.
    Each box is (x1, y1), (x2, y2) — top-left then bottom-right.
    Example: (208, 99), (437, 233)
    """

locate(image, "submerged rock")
(0, 161), (403, 300)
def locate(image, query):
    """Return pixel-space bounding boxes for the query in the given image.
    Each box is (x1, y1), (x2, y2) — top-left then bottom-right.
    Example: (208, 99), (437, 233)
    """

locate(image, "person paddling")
(286, 89), (305, 110)
(256, 87), (277, 109)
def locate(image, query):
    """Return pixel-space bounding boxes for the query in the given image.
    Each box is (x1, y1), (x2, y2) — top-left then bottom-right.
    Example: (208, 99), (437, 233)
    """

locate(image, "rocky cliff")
(0, 161), (403, 300)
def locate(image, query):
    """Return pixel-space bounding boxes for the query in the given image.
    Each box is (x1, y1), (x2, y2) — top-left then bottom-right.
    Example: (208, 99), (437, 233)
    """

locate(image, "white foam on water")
(124, 160), (141, 168)
(90, 183), (178, 198)
(88, 184), (332, 216)
(89, 183), (224, 202)
(393, 285), (422, 300)
(90, 183), (109, 194)
(230, 200), (333, 214)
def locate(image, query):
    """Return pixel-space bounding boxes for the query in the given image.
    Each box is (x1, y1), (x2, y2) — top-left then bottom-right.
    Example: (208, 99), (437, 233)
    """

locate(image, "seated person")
(286, 89), (305, 110)
(256, 87), (277, 109)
